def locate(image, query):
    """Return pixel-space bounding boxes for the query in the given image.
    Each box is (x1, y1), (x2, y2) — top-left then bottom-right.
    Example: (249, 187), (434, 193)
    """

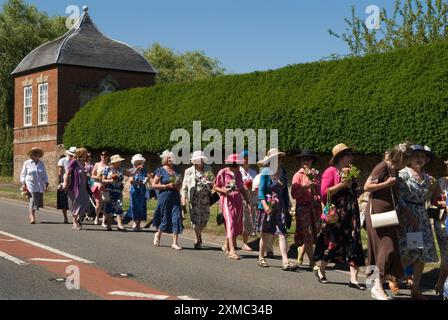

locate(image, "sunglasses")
(101, 154), (108, 157)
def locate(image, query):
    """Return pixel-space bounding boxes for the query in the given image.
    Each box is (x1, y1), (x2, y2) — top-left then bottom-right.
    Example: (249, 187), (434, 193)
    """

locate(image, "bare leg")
(29, 209), (36, 224)
(278, 234), (289, 265)
(116, 215), (124, 229)
(412, 260), (426, 297)
(194, 227), (201, 244)
(304, 242), (315, 268)
(62, 209), (68, 223)
(258, 234), (266, 260)
(350, 266), (360, 284)
(436, 263), (448, 294)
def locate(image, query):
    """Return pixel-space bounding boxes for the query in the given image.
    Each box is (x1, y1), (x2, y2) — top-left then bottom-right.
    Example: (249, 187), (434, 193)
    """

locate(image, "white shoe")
(371, 288), (392, 300)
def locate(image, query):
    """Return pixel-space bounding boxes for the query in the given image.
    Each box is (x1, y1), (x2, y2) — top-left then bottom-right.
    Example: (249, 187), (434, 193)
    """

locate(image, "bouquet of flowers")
(169, 174), (182, 185)
(340, 165), (360, 183)
(244, 179), (253, 190)
(304, 168), (319, 184)
(202, 171), (215, 185)
(226, 179), (237, 192)
(266, 194), (280, 222)
(20, 185), (30, 198)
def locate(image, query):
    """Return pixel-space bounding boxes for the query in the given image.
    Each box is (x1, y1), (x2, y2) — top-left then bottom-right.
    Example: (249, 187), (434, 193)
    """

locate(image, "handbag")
(406, 232), (424, 249)
(427, 207), (446, 221)
(216, 212), (225, 226)
(210, 192), (220, 206)
(101, 191), (110, 202)
(370, 179), (400, 229)
(321, 193), (338, 225)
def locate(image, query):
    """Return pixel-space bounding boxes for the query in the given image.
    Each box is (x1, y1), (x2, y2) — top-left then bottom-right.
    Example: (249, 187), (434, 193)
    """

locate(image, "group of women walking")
(20, 142), (448, 300)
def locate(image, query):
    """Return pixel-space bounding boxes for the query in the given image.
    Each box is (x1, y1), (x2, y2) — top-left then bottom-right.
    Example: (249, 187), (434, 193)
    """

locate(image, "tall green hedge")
(64, 41), (448, 156)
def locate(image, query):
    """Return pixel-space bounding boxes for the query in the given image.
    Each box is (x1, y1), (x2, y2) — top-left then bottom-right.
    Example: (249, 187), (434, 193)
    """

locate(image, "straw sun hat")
(110, 155), (125, 164)
(257, 148), (286, 167)
(27, 148), (44, 158)
(329, 143), (354, 165)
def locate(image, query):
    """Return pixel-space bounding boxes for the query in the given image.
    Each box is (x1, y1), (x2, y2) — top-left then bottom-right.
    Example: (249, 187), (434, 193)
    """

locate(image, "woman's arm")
(20, 162), (27, 186)
(364, 176), (396, 193)
(291, 173), (306, 199)
(152, 174), (173, 191)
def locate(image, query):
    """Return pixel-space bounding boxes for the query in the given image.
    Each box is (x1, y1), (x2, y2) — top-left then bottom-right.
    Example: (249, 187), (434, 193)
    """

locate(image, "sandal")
(228, 253), (241, 260)
(316, 269), (329, 284)
(171, 244), (183, 251)
(242, 244), (253, 252)
(258, 258), (269, 268)
(282, 262), (298, 272)
(221, 245), (229, 253)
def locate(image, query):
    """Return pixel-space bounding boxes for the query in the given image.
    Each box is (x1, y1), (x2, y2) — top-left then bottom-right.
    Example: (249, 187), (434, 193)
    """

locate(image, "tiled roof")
(12, 8), (157, 75)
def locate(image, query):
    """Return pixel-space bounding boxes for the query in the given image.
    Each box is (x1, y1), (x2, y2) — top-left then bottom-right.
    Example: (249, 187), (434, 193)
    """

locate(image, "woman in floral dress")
(397, 145), (441, 300)
(291, 150), (321, 270)
(182, 151), (214, 249)
(127, 154), (151, 232)
(102, 155), (132, 232)
(152, 151), (184, 250)
(313, 144), (365, 289)
(437, 163), (448, 298)
(256, 149), (297, 271)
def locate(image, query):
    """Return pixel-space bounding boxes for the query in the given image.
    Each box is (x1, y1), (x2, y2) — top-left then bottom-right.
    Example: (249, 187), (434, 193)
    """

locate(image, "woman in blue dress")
(151, 150), (184, 250)
(127, 154), (152, 232)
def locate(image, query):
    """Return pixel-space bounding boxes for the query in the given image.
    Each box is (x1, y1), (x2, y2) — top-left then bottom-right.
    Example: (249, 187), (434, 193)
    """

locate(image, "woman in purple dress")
(63, 148), (92, 231)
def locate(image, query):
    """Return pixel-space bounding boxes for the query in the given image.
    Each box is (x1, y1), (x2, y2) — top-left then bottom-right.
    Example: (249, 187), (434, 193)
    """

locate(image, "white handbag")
(370, 187), (400, 229)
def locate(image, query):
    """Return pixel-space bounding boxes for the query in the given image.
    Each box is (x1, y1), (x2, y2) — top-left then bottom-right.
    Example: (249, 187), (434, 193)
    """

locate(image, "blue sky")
(5, 0), (395, 73)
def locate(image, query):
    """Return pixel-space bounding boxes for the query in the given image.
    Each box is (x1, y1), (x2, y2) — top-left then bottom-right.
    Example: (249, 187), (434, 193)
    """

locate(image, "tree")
(0, 0), (66, 175)
(143, 42), (226, 84)
(329, 0), (448, 56)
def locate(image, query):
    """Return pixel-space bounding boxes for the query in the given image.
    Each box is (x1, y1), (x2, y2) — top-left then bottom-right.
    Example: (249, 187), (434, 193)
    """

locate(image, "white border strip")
(30, 258), (73, 263)
(0, 250), (29, 266)
(108, 291), (169, 300)
(0, 231), (95, 264)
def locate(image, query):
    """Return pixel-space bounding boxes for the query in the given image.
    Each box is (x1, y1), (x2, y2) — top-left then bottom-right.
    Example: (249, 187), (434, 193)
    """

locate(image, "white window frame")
(38, 82), (48, 125)
(23, 86), (33, 127)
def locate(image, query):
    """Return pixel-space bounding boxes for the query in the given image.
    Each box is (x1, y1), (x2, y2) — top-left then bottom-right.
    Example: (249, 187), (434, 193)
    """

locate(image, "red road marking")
(0, 234), (176, 300)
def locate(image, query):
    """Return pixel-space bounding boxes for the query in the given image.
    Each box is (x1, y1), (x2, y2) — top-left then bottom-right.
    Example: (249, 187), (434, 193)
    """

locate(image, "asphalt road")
(0, 198), (430, 300)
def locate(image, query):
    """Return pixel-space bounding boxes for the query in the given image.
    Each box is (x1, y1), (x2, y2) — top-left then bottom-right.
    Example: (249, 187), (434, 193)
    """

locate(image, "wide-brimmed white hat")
(191, 151), (209, 165)
(257, 148), (286, 166)
(131, 154), (146, 165)
(66, 147), (77, 156)
(110, 155), (125, 164)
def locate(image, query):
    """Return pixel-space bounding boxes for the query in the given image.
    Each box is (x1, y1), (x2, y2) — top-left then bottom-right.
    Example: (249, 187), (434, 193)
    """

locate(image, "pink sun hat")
(224, 154), (244, 165)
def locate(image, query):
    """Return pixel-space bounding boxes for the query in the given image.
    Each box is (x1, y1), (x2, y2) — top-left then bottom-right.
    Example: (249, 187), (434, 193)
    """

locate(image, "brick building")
(12, 7), (157, 186)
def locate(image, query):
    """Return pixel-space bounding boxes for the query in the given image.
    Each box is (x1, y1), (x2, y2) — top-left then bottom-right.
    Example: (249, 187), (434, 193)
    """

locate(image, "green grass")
(0, 176), (13, 184)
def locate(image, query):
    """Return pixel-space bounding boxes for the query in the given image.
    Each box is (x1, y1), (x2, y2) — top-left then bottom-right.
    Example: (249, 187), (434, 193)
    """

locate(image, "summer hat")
(295, 150), (318, 164)
(410, 145), (435, 162)
(110, 155), (125, 164)
(66, 147), (77, 156)
(191, 151), (209, 165)
(329, 143), (354, 165)
(131, 154), (146, 165)
(225, 154), (244, 165)
(27, 147), (44, 158)
(257, 148), (286, 167)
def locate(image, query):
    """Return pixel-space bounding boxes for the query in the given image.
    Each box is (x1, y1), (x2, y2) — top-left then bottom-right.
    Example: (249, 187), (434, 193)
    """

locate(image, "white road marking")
(108, 291), (170, 300)
(0, 231), (95, 264)
(178, 296), (198, 300)
(29, 258), (73, 263)
(0, 250), (29, 266)
(0, 239), (17, 242)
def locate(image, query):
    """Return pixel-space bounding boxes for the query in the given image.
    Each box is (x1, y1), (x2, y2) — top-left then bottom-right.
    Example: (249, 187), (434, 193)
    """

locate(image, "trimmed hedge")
(64, 41), (448, 156)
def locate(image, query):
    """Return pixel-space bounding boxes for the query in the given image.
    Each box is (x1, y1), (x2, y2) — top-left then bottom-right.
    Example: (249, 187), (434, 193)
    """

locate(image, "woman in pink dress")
(291, 150), (322, 270)
(214, 154), (252, 260)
